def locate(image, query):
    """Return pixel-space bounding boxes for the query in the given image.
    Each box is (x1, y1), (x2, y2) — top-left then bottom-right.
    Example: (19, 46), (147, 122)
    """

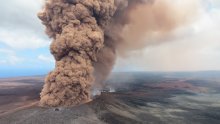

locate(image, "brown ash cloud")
(38, 0), (198, 107)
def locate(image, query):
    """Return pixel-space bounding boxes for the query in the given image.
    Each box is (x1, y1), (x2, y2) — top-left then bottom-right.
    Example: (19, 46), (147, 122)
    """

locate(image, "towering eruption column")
(38, 0), (116, 107)
(38, 0), (195, 107)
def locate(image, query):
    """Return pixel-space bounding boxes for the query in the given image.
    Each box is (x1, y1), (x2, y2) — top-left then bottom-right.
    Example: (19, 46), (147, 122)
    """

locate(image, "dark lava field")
(0, 72), (220, 124)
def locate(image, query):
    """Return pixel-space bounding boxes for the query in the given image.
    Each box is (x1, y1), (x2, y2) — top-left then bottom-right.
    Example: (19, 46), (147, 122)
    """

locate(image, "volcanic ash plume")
(38, 0), (199, 107)
(38, 0), (116, 107)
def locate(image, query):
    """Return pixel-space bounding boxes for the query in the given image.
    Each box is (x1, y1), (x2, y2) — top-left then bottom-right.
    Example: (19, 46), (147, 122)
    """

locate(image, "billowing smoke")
(38, 0), (199, 107)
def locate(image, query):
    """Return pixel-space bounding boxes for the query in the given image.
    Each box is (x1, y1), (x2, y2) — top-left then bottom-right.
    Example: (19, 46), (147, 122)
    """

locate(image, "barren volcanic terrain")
(0, 72), (220, 124)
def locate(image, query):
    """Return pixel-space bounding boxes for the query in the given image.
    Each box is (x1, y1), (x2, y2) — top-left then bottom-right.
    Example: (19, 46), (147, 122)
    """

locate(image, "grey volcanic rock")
(0, 106), (105, 124)
(1, 72), (220, 124)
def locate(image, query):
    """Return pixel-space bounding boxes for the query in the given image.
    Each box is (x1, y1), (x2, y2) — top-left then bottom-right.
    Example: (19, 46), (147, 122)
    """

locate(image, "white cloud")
(211, 0), (220, 8)
(0, 49), (15, 55)
(0, 60), (7, 64)
(7, 55), (23, 65)
(0, 0), (49, 49)
(38, 54), (54, 63)
(0, 29), (49, 49)
(0, 49), (23, 65)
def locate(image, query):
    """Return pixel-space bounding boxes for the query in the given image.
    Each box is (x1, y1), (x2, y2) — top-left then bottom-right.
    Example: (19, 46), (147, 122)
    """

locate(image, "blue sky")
(0, 0), (54, 77)
(0, 0), (220, 77)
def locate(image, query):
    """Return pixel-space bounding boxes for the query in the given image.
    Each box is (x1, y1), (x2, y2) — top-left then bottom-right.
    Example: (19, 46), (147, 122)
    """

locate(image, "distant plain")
(0, 72), (220, 124)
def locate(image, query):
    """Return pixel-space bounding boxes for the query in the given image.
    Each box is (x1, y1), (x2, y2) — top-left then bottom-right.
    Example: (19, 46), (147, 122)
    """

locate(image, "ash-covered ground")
(0, 72), (220, 124)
